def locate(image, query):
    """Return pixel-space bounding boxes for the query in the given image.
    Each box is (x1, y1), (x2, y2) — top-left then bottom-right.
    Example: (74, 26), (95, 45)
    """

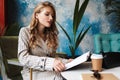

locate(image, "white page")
(65, 51), (90, 70)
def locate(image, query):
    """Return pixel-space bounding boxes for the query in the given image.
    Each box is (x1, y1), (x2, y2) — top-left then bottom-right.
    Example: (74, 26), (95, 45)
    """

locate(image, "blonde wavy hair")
(29, 1), (58, 51)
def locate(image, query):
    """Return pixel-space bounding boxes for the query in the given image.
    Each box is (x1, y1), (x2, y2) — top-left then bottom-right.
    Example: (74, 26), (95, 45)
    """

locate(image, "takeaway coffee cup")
(91, 54), (103, 72)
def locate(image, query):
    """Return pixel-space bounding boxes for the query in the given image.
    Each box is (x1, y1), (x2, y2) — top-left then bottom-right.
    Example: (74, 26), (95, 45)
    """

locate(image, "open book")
(65, 51), (91, 70)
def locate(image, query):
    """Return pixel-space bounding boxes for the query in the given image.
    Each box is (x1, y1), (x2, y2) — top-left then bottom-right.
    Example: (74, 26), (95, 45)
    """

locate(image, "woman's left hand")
(67, 59), (73, 63)
(53, 58), (65, 72)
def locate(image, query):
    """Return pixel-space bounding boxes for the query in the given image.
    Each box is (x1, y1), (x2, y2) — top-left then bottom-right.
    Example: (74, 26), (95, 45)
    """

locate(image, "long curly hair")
(29, 1), (58, 51)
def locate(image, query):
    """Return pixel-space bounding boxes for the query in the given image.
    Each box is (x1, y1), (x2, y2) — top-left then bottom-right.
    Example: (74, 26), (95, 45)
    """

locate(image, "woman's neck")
(38, 25), (44, 34)
(38, 26), (46, 41)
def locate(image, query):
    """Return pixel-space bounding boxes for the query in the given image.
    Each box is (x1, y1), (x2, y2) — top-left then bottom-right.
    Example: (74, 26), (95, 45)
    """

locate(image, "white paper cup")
(91, 54), (103, 72)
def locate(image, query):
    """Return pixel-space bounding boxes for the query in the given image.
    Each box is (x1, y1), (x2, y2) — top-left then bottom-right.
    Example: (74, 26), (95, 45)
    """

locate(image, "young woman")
(18, 1), (71, 80)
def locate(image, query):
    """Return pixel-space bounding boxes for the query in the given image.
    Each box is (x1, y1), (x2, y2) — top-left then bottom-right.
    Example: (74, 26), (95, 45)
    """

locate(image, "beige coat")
(18, 26), (67, 80)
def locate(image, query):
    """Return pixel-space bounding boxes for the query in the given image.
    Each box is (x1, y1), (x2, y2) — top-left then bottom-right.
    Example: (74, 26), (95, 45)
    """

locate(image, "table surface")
(61, 62), (120, 80)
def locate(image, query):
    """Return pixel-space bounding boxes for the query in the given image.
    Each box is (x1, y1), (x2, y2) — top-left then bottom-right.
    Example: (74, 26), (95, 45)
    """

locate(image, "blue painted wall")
(6, 0), (120, 56)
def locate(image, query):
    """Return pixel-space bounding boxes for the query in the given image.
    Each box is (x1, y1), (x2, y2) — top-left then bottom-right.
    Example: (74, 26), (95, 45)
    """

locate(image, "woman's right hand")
(53, 58), (65, 72)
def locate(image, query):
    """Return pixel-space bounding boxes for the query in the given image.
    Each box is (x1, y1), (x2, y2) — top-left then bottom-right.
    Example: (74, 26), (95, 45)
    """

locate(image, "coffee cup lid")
(91, 54), (103, 59)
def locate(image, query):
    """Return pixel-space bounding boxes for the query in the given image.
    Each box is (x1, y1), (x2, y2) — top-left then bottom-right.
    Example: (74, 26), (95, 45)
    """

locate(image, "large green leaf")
(75, 26), (85, 48)
(69, 45), (75, 57)
(75, 25), (91, 49)
(56, 22), (72, 44)
(73, 0), (80, 36)
(73, 0), (89, 36)
(76, 0), (89, 32)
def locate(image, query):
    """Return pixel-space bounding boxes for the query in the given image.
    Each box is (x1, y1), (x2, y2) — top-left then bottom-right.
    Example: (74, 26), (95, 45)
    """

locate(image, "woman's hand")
(67, 59), (73, 63)
(53, 58), (65, 72)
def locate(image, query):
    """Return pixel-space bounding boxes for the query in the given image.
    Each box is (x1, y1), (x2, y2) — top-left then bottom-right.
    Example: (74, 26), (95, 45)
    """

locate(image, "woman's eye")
(45, 14), (49, 16)
(52, 15), (54, 18)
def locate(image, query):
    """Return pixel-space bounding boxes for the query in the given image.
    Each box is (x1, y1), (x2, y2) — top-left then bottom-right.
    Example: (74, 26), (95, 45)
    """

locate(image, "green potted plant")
(104, 0), (120, 30)
(57, 0), (91, 58)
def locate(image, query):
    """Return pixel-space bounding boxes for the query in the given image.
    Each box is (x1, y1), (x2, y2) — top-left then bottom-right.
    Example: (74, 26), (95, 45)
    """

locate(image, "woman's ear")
(35, 13), (39, 19)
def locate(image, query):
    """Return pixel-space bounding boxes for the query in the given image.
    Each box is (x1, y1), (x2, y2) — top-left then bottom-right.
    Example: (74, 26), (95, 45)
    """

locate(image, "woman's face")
(36, 6), (54, 28)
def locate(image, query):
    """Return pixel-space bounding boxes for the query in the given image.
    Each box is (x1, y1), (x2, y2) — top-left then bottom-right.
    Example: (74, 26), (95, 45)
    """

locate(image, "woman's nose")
(49, 15), (53, 20)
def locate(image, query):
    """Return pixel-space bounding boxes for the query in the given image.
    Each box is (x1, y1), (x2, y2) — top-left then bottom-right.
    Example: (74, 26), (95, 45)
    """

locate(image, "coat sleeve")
(18, 27), (55, 71)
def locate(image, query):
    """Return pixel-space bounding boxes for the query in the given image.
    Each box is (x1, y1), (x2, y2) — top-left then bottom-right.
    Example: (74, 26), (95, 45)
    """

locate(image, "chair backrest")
(0, 36), (18, 59)
(0, 36), (22, 79)
(94, 33), (120, 54)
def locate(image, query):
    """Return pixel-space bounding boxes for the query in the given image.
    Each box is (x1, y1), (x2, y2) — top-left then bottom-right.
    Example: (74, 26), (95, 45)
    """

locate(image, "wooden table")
(61, 62), (120, 80)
